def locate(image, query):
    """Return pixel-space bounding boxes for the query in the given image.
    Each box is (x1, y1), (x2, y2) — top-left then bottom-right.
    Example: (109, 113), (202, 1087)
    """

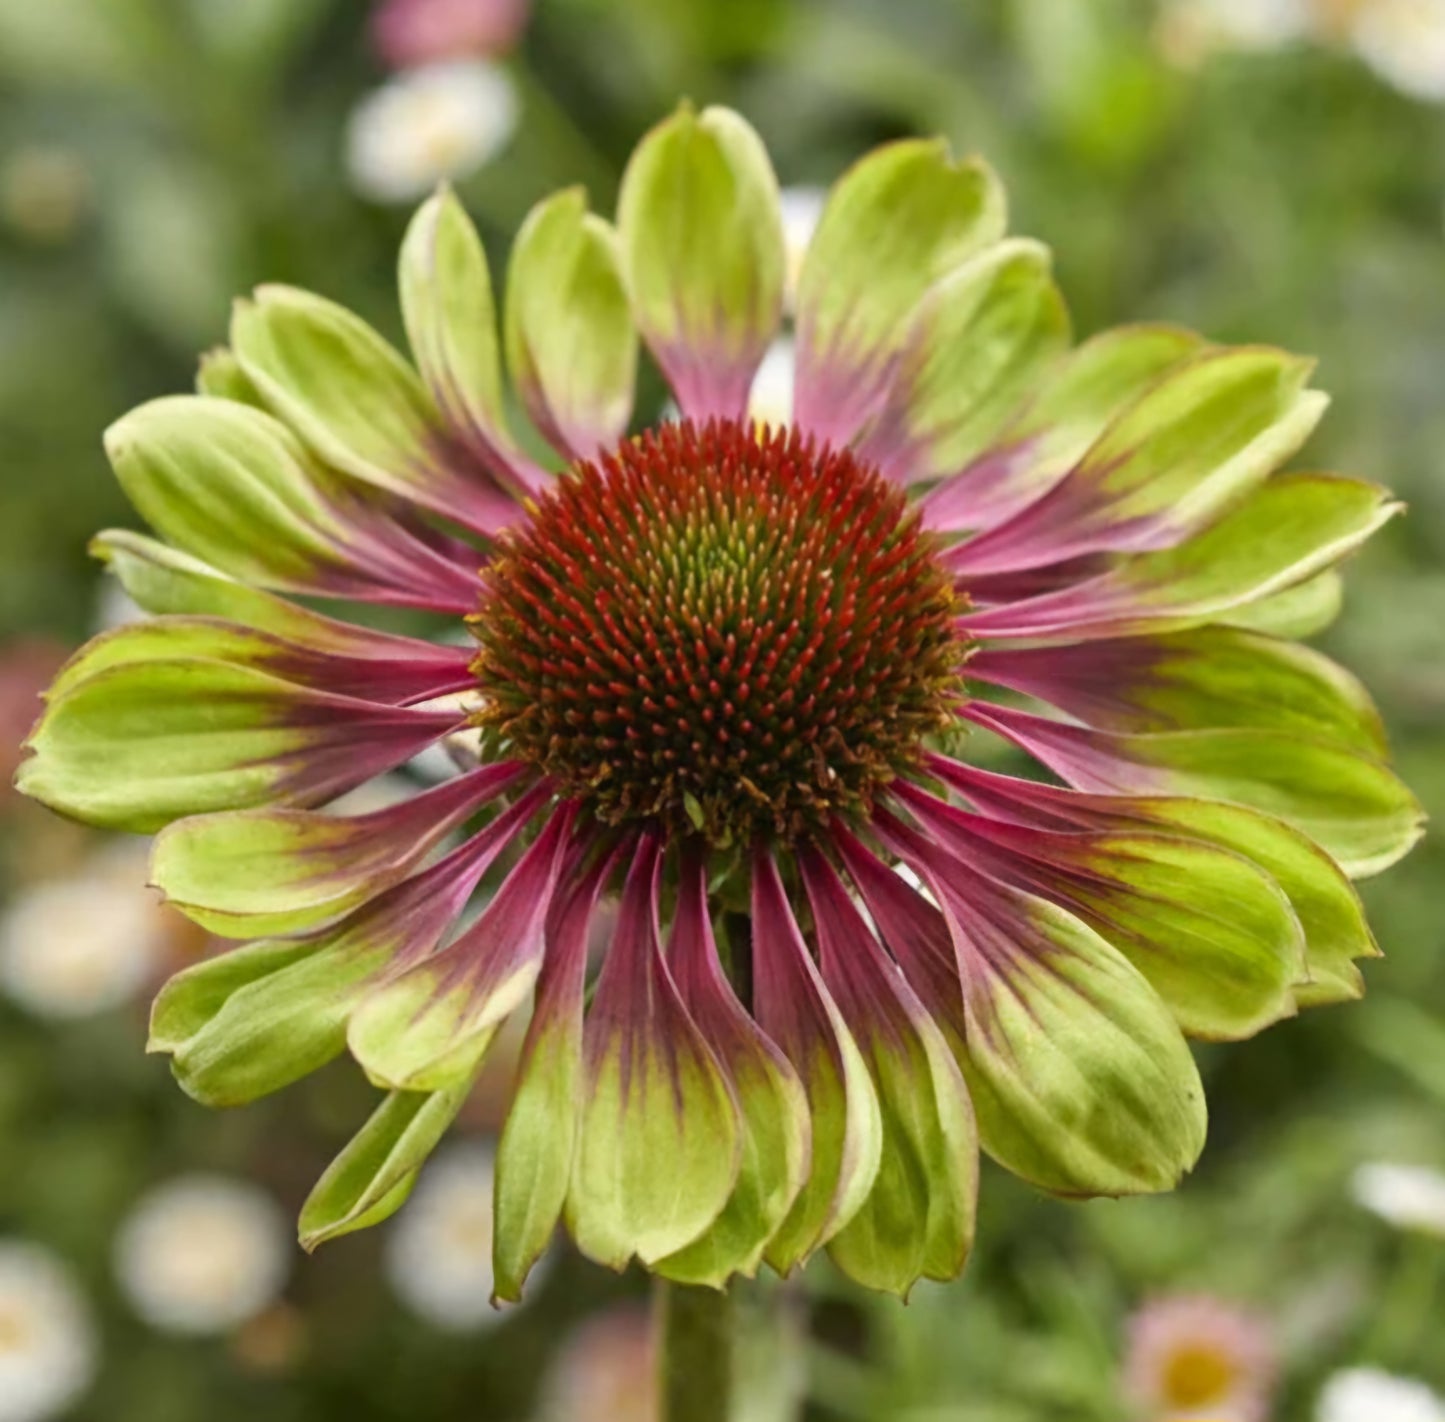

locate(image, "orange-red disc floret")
(470, 418), (968, 845)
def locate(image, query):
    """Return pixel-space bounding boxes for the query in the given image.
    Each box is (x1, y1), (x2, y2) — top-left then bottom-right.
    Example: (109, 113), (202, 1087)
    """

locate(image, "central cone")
(470, 418), (966, 845)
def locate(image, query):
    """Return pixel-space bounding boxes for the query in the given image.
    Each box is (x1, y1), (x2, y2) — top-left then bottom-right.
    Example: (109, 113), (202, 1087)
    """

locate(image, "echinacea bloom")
(17, 106), (1419, 1299)
(371, 0), (530, 69)
(114, 1176), (290, 1335)
(1123, 1294), (1278, 1422)
(0, 1243), (96, 1422)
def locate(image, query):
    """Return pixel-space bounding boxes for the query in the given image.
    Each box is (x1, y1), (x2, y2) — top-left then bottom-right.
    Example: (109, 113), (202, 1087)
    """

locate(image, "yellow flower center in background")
(1162, 1342), (1239, 1408)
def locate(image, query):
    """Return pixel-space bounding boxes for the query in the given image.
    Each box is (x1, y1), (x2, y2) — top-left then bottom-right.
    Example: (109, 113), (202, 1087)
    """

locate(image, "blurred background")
(1, 1), (1443, 1419)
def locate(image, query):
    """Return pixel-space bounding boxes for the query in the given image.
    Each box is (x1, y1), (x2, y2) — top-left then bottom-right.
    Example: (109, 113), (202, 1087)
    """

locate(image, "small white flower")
(325, 774), (422, 816)
(1352, 0), (1445, 101)
(346, 59), (519, 204)
(115, 1176), (290, 1335)
(1352, 1162), (1445, 1236)
(0, 841), (168, 1020)
(779, 185), (827, 310)
(93, 576), (146, 633)
(748, 338), (796, 432)
(385, 1141), (519, 1330)
(1317, 1368), (1445, 1422)
(0, 1242), (97, 1422)
(1158, 0), (1315, 66)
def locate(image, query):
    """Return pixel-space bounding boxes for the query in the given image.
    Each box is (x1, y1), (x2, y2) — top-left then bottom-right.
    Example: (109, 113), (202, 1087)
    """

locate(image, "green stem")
(1363, 1237), (1443, 1366)
(656, 1282), (735, 1422)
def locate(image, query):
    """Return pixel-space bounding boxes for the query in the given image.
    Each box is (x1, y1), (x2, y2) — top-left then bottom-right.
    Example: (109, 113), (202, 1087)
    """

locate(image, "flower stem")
(656, 1281), (735, 1422)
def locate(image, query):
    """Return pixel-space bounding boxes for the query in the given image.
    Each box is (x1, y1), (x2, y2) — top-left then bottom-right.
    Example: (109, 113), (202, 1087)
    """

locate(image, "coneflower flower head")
(17, 105), (1420, 1300)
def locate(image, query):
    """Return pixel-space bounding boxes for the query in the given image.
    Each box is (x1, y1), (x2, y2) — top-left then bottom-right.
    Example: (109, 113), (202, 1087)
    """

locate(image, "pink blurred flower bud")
(371, 0), (530, 68)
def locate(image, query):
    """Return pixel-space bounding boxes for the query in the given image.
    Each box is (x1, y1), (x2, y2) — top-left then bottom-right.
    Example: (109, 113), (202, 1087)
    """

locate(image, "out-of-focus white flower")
(385, 1142), (520, 1330)
(779, 185), (826, 310)
(1351, 0), (1445, 100)
(1157, 0), (1315, 66)
(1123, 1293), (1278, 1422)
(325, 774), (422, 817)
(0, 841), (170, 1020)
(748, 339), (796, 432)
(0, 1243), (97, 1422)
(1318, 1368), (1445, 1422)
(1352, 1162), (1445, 1236)
(115, 1176), (290, 1335)
(372, 0), (530, 68)
(347, 59), (518, 204)
(93, 577), (145, 634)
(536, 1308), (656, 1422)
(409, 690), (486, 782)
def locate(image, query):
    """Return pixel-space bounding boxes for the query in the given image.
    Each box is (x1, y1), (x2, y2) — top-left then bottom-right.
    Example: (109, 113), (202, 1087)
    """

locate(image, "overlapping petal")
(921, 325), (1204, 533)
(856, 239), (1069, 485)
(800, 848), (976, 1295)
(149, 800), (532, 1106)
(894, 782), (1306, 1040)
(969, 626), (1386, 753)
(794, 138), (1005, 445)
(400, 186), (549, 499)
(493, 839), (622, 1301)
(959, 473), (1398, 640)
(618, 105), (785, 421)
(947, 347), (1327, 576)
(653, 851), (811, 1288)
(930, 758), (1381, 1008)
(505, 188), (637, 462)
(751, 850), (882, 1274)
(966, 702), (1423, 878)
(232, 284), (528, 539)
(151, 762), (527, 938)
(347, 797), (573, 1092)
(105, 396), (481, 611)
(19, 658), (463, 833)
(876, 812), (1208, 1197)
(565, 837), (743, 1270)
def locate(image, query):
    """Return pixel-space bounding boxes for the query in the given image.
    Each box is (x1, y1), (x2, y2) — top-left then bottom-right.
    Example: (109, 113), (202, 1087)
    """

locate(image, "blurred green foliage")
(0, 1), (1442, 1419)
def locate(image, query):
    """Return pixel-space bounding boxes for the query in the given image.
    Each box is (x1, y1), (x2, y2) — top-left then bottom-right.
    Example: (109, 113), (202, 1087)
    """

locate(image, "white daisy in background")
(778, 185), (826, 311)
(114, 1176), (290, 1336)
(1351, 0), (1445, 100)
(385, 1141), (521, 1330)
(1157, 0), (1316, 66)
(535, 1308), (656, 1422)
(346, 58), (519, 204)
(0, 1242), (97, 1422)
(0, 840), (172, 1020)
(748, 338), (797, 432)
(1317, 1368), (1445, 1422)
(1122, 1293), (1278, 1422)
(1352, 1162), (1445, 1237)
(93, 576), (146, 634)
